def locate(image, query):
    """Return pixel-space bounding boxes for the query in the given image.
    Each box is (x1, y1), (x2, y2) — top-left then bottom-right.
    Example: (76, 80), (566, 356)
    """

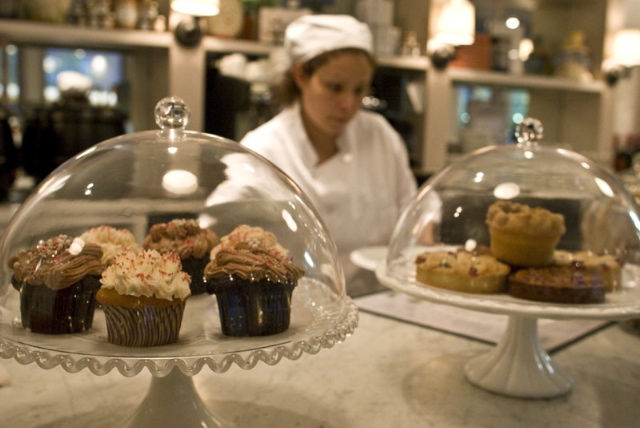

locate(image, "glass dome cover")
(378, 117), (640, 317)
(0, 97), (356, 376)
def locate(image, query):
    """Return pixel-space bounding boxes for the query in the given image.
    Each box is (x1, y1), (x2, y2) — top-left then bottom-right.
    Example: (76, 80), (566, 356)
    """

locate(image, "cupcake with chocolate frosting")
(205, 225), (304, 336)
(8, 234), (105, 334)
(143, 219), (218, 295)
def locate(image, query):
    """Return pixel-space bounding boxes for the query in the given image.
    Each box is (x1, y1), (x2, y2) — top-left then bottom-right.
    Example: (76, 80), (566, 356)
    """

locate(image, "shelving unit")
(0, 0), (630, 176)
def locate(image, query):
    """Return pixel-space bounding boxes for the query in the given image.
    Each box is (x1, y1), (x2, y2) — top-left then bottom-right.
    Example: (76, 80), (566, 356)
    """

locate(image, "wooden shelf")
(0, 19), (173, 49)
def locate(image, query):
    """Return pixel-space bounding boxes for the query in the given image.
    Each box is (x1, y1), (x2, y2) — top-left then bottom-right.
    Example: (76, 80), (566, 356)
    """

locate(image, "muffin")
(205, 226), (304, 336)
(486, 201), (566, 267)
(508, 265), (606, 304)
(553, 250), (623, 292)
(415, 249), (510, 294)
(80, 225), (142, 266)
(143, 219), (218, 295)
(8, 235), (105, 334)
(97, 249), (191, 347)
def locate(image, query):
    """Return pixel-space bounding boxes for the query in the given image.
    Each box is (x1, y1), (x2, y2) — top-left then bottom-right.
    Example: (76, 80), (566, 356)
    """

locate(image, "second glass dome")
(380, 118), (640, 315)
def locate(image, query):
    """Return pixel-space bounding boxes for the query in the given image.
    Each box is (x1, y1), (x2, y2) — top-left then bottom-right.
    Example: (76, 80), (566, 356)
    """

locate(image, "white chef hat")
(284, 14), (373, 64)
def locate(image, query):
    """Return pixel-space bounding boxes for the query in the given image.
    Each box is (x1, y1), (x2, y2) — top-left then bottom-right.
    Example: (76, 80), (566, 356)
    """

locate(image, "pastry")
(553, 250), (623, 292)
(143, 219), (218, 295)
(8, 235), (105, 334)
(486, 201), (566, 267)
(415, 249), (510, 294)
(205, 225), (304, 336)
(508, 265), (605, 304)
(97, 250), (191, 347)
(80, 225), (142, 266)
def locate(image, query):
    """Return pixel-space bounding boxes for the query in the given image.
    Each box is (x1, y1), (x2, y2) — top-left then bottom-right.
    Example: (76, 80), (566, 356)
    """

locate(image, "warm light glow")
(435, 0), (475, 46)
(171, 0), (220, 17)
(162, 169), (198, 195)
(612, 29), (640, 66)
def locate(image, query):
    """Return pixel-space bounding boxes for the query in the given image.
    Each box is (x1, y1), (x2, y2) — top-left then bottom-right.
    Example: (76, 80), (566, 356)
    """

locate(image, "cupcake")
(8, 235), (105, 334)
(143, 219), (218, 295)
(97, 250), (191, 347)
(205, 225), (304, 336)
(486, 201), (566, 267)
(80, 225), (143, 266)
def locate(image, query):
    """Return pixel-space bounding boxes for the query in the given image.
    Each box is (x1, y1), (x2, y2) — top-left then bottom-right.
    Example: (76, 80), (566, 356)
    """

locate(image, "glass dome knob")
(154, 96), (190, 136)
(515, 117), (544, 147)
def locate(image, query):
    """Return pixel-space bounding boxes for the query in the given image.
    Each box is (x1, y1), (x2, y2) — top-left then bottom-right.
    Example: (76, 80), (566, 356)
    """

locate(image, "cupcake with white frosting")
(96, 249), (191, 347)
(80, 225), (142, 266)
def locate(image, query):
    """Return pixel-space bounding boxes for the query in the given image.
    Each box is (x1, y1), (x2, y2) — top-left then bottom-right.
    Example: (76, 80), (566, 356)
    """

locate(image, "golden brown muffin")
(486, 201), (566, 267)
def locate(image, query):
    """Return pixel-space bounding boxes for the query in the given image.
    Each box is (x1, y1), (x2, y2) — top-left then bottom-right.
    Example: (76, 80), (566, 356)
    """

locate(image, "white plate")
(350, 246), (388, 271)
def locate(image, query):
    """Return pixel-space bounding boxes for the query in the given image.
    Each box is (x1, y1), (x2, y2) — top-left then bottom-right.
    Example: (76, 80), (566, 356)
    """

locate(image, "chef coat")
(240, 103), (417, 295)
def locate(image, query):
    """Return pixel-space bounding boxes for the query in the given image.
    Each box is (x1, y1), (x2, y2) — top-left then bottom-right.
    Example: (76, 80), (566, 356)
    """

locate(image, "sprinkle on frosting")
(100, 249), (191, 301)
(8, 235), (105, 290)
(209, 225), (287, 260)
(205, 242), (304, 285)
(80, 226), (143, 265)
(143, 219), (218, 259)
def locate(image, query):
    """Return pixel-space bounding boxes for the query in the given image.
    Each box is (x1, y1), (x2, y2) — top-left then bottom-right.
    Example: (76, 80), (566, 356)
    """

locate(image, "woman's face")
(294, 51), (374, 138)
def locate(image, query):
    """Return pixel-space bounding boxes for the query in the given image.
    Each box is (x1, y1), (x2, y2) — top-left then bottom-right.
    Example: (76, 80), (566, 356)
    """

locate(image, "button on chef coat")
(240, 103), (417, 294)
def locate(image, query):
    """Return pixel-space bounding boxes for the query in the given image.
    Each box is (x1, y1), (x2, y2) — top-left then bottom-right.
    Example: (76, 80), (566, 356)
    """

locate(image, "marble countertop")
(0, 307), (638, 427)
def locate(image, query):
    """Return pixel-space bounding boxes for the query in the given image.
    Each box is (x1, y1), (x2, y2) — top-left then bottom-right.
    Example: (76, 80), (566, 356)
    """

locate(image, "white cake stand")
(0, 280), (358, 427)
(376, 258), (640, 399)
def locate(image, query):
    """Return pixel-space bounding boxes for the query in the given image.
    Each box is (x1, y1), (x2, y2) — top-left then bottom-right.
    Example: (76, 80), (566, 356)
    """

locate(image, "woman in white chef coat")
(240, 14), (417, 296)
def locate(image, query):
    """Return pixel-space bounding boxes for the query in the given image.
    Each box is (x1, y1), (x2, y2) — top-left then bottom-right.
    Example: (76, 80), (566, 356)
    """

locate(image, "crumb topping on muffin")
(486, 201), (566, 237)
(415, 250), (510, 277)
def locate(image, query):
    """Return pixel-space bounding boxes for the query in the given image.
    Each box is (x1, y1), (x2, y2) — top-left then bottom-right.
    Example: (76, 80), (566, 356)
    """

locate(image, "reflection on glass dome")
(0, 97), (355, 375)
(381, 118), (640, 312)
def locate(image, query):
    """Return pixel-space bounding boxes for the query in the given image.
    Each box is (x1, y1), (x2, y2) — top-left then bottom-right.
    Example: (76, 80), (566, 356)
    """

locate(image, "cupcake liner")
(209, 278), (296, 336)
(101, 301), (186, 347)
(181, 256), (208, 295)
(13, 275), (101, 334)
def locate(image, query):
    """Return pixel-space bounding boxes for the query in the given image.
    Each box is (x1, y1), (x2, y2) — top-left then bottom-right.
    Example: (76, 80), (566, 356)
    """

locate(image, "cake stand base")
(464, 315), (573, 399)
(122, 368), (235, 428)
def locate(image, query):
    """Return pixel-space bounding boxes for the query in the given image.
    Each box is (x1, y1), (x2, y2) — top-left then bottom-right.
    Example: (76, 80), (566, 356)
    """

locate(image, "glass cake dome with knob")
(0, 97), (357, 377)
(378, 117), (640, 312)
(376, 117), (640, 399)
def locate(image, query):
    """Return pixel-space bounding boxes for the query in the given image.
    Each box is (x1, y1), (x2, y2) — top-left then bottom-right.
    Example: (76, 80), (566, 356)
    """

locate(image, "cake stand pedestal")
(464, 314), (573, 398)
(122, 368), (233, 428)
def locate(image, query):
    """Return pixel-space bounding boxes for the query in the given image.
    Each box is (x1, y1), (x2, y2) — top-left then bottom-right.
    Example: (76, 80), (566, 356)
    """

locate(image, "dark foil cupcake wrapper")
(12, 275), (101, 334)
(101, 301), (186, 347)
(209, 278), (296, 337)
(181, 256), (208, 295)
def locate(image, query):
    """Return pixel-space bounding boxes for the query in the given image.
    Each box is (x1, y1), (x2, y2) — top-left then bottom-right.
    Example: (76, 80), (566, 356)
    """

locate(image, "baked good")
(97, 250), (191, 347)
(553, 250), (623, 292)
(209, 224), (288, 260)
(205, 226), (304, 336)
(508, 265), (605, 304)
(486, 201), (566, 267)
(80, 225), (142, 266)
(415, 250), (510, 294)
(143, 219), (218, 295)
(8, 235), (105, 334)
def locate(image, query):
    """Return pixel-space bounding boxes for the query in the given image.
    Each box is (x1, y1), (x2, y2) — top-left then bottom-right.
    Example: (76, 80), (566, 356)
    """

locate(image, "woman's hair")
(273, 48), (376, 107)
